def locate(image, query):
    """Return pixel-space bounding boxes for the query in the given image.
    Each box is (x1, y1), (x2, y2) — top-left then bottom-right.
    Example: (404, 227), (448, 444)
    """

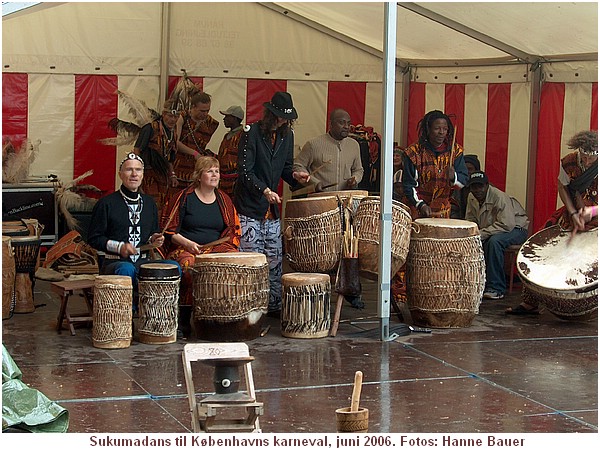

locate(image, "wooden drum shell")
(354, 196), (412, 280)
(93, 275), (133, 349)
(137, 263), (180, 344)
(281, 273), (331, 339)
(517, 226), (597, 321)
(406, 218), (485, 328)
(283, 196), (343, 273)
(2, 236), (16, 319)
(193, 252), (269, 341)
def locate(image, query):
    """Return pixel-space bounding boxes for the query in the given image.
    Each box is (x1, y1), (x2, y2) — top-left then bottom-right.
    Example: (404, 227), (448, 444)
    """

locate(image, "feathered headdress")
(2, 138), (41, 184)
(98, 90), (160, 147)
(169, 70), (201, 112)
(56, 170), (101, 231)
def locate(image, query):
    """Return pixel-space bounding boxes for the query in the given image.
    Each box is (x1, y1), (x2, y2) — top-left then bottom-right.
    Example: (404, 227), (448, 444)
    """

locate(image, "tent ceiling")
(269, 2), (598, 66)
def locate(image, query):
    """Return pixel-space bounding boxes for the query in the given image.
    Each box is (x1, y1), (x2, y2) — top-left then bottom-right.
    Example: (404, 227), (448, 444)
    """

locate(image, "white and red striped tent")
(2, 2), (598, 232)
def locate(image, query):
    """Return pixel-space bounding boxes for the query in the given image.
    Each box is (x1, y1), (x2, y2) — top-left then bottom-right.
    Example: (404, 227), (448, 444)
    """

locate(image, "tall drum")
(406, 218), (485, 328)
(2, 236), (16, 319)
(93, 275), (133, 349)
(10, 236), (41, 314)
(281, 273), (331, 339)
(137, 263), (180, 344)
(517, 225), (597, 321)
(283, 196), (343, 273)
(193, 252), (269, 341)
(353, 196), (412, 280)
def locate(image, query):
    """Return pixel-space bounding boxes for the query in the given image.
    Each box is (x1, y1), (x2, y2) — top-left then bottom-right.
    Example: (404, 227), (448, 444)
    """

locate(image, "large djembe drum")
(517, 225), (597, 321)
(93, 275), (133, 349)
(283, 196), (343, 273)
(406, 218), (485, 328)
(193, 252), (269, 341)
(353, 196), (412, 280)
(10, 236), (41, 314)
(281, 273), (331, 339)
(2, 236), (16, 319)
(137, 263), (180, 344)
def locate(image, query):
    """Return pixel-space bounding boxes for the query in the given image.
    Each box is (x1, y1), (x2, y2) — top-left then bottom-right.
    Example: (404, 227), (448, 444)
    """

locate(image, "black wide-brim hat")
(263, 91), (298, 120)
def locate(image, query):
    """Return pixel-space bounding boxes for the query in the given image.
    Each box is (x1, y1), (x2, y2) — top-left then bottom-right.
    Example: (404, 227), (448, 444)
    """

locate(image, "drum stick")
(350, 371), (363, 412)
(449, 124), (457, 167)
(137, 206), (180, 251)
(197, 236), (231, 250)
(310, 160), (331, 178)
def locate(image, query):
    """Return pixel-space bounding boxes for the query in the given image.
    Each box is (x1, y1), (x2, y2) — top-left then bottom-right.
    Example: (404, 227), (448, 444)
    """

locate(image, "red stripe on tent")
(484, 84), (511, 191)
(407, 82), (426, 146)
(245, 79), (287, 125)
(444, 84), (465, 146)
(74, 75), (118, 194)
(327, 82), (366, 127)
(167, 76), (203, 98)
(2, 73), (28, 150)
(532, 82), (565, 232)
(591, 82), (598, 131)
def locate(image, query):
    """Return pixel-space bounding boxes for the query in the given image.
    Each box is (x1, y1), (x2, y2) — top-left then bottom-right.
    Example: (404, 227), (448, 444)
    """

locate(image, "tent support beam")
(525, 64), (542, 233)
(159, 2), (171, 106)
(398, 2), (536, 64)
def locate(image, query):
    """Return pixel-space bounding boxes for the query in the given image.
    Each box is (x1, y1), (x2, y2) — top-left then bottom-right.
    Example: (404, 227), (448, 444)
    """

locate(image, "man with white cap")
(216, 105), (245, 197)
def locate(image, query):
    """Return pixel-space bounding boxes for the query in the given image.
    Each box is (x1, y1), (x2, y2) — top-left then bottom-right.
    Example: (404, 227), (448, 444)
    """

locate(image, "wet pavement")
(1, 275), (597, 435)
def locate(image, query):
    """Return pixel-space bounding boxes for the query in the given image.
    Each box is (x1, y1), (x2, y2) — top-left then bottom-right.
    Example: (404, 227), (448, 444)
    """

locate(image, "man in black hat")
(234, 92), (310, 317)
(465, 171), (529, 300)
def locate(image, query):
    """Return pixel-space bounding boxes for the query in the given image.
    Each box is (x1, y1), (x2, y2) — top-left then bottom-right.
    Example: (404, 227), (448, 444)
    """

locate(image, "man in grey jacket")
(465, 171), (529, 299)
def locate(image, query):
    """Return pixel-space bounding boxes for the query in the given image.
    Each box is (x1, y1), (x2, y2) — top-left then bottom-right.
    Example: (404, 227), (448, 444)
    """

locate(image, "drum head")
(282, 272), (330, 286)
(309, 190), (369, 199)
(195, 251), (266, 267)
(139, 262), (180, 279)
(517, 226), (598, 292)
(413, 218), (479, 238)
(284, 196), (339, 218)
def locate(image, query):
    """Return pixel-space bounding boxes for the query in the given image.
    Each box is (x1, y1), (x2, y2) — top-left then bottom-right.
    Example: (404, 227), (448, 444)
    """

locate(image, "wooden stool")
(52, 279), (95, 335)
(505, 244), (522, 294)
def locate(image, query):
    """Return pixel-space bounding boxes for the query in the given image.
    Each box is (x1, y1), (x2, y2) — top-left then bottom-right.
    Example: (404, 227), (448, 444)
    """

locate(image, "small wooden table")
(52, 279), (95, 336)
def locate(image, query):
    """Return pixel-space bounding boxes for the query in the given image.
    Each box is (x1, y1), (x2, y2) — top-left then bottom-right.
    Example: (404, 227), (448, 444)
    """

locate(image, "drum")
(281, 273), (331, 339)
(283, 196), (343, 273)
(517, 225), (597, 321)
(193, 252), (269, 341)
(353, 196), (412, 280)
(406, 218), (485, 328)
(137, 263), (180, 344)
(2, 236), (16, 319)
(10, 236), (41, 314)
(309, 190), (369, 219)
(93, 275), (133, 349)
(2, 220), (30, 237)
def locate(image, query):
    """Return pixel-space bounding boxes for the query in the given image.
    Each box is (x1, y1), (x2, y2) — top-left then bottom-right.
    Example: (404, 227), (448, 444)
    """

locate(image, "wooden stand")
(182, 343), (263, 433)
(52, 279), (95, 335)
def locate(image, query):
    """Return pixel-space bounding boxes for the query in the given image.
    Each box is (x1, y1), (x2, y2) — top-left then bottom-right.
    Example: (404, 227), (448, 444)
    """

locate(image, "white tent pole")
(159, 2), (171, 107)
(377, 2), (397, 341)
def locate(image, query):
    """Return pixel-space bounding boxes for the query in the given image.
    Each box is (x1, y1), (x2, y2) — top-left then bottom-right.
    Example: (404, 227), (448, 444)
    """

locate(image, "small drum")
(281, 273), (331, 339)
(517, 225), (597, 321)
(2, 236), (16, 319)
(93, 275), (133, 349)
(284, 196), (343, 273)
(353, 196), (412, 280)
(406, 218), (485, 328)
(10, 236), (41, 314)
(137, 263), (180, 344)
(2, 220), (30, 237)
(193, 252), (269, 341)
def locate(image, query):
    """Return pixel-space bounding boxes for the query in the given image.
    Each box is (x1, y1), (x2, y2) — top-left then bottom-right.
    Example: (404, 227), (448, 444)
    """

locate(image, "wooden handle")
(350, 371), (363, 412)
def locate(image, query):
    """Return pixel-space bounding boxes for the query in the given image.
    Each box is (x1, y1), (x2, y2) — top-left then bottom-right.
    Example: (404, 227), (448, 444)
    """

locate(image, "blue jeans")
(482, 228), (528, 295)
(238, 214), (282, 312)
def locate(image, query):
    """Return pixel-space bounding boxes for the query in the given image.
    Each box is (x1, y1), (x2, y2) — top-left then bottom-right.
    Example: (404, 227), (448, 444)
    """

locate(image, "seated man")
(88, 153), (180, 311)
(465, 171), (529, 299)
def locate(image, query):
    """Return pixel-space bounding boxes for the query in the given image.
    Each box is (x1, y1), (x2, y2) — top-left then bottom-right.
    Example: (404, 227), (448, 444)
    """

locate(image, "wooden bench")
(52, 279), (95, 336)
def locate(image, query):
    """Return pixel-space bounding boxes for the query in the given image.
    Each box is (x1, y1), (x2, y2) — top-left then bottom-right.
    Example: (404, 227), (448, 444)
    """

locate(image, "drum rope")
(93, 283), (132, 343)
(138, 279), (180, 336)
(281, 282), (331, 335)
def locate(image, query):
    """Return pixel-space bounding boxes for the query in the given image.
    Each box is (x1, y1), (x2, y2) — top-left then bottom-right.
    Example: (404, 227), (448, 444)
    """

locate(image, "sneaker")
(483, 290), (504, 299)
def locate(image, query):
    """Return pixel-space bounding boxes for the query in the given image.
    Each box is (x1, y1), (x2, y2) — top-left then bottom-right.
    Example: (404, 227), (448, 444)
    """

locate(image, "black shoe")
(344, 295), (365, 310)
(266, 310), (281, 319)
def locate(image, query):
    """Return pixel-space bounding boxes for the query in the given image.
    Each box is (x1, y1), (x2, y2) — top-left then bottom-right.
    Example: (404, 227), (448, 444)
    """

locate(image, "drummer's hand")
(187, 242), (202, 255)
(447, 166), (456, 185)
(120, 242), (138, 258)
(346, 176), (357, 189)
(263, 187), (282, 204)
(169, 174), (179, 188)
(419, 204), (432, 218)
(150, 233), (164, 247)
(293, 171), (310, 184)
(571, 211), (585, 231)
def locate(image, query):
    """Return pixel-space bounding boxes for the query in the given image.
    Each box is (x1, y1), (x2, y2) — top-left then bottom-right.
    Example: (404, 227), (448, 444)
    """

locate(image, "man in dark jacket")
(234, 92), (310, 316)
